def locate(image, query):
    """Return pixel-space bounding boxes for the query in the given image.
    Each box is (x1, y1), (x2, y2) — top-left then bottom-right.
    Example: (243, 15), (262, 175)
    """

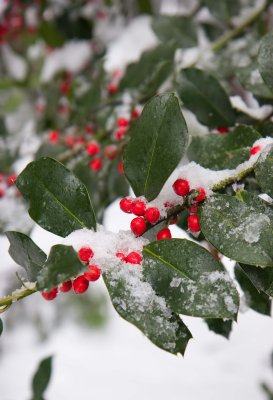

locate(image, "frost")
(243, 214), (270, 243)
(224, 296), (238, 315)
(230, 95), (273, 120)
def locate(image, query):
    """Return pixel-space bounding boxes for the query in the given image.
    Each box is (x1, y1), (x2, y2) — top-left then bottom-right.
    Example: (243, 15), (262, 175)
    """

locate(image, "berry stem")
(0, 285), (37, 313)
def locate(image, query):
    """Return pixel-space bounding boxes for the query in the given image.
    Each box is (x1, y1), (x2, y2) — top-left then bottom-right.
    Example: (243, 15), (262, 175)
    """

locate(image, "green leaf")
(205, 318), (233, 339)
(152, 15), (197, 48)
(37, 245), (84, 291)
(39, 21), (64, 47)
(176, 68), (235, 127)
(120, 41), (176, 91)
(255, 147), (273, 198)
(143, 239), (239, 319)
(235, 264), (271, 315)
(6, 231), (46, 282)
(188, 125), (261, 170)
(31, 356), (53, 400)
(239, 263), (273, 298)
(258, 31), (273, 93)
(123, 93), (188, 201)
(0, 318), (3, 336)
(200, 192), (273, 267)
(16, 157), (96, 237)
(0, 117), (8, 137)
(137, 0), (153, 14)
(104, 268), (192, 355)
(35, 143), (67, 160)
(236, 63), (273, 100)
(203, 0), (240, 21)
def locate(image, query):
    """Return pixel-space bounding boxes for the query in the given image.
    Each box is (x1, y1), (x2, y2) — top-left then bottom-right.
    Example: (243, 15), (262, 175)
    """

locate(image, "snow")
(230, 95), (273, 120)
(41, 41), (93, 82)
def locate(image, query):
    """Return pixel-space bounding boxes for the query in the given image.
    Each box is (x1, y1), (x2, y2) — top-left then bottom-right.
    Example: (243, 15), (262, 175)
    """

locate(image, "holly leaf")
(123, 92), (188, 201)
(120, 41), (176, 91)
(255, 147), (273, 198)
(152, 15), (197, 48)
(236, 63), (273, 100)
(0, 318), (3, 336)
(258, 31), (273, 93)
(143, 239), (239, 319)
(16, 157), (96, 237)
(176, 68), (235, 127)
(200, 192), (273, 267)
(37, 245), (85, 291)
(202, 0), (240, 21)
(239, 263), (273, 298)
(188, 125), (261, 170)
(31, 356), (53, 400)
(205, 318), (233, 339)
(104, 267), (192, 355)
(235, 264), (271, 315)
(6, 231), (46, 282)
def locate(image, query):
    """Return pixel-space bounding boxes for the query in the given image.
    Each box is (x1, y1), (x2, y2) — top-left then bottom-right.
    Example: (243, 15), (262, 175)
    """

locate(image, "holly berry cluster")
(41, 246), (101, 301)
(119, 178), (206, 240)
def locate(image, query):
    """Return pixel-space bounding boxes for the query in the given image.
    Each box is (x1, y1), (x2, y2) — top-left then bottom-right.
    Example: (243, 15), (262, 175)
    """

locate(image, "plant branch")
(0, 285), (37, 312)
(212, 165), (256, 191)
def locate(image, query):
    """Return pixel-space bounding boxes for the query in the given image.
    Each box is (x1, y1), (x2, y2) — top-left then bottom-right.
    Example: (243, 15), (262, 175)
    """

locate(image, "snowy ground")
(0, 6), (273, 400)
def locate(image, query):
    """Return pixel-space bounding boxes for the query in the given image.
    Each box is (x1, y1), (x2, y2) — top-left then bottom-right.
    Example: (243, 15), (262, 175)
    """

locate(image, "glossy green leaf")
(152, 15), (197, 48)
(235, 264), (271, 315)
(31, 356), (53, 400)
(0, 318), (3, 336)
(16, 157), (96, 237)
(258, 31), (273, 93)
(255, 147), (273, 198)
(203, 0), (240, 21)
(39, 21), (64, 47)
(176, 68), (235, 127)
(205, 319), (232, 339)
(200, 192), (273, 267)
(37, 245), (85, 291)
(188, 125), (261, 170)
(123, 93), (188, 201)
(239, 263), (273, 298)
(6, 231), (46, 282)
(236, 63), (273, 100)
(143, 239), (239, 319)
(104, 268), (192, 355)
(120, 41), (176, 91)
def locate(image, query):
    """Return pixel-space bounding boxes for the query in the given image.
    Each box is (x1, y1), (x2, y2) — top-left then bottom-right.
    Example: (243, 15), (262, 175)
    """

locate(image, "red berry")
(125, 251), (142, 264)
(84, 265), (101, 282)
(188, 214), (200, 232)
(216, 127), (229, 134)
(130, 217), (146, 236)
(115, 127), (128, 141)
(157, 228), (172, 240)
(250, 145), (261, 155)
(187, 205), (198, 214)
(7, 174), (16, 186)
(116, 252), (126, 261)
(41, 287), (58, 301)
(193, 187), (206, 202)
(131, 109), (140, 119)
(59, 280), (72, 293)
(78, 247), (94, 262)
(107, 83), (118, 95)
(86, 141), (100, 156)
(59, 80), (70, 95)
(65, 136), (75, 147)
(48, 130), (59, 144)
(145, 207), (160, 223)
(104, 145), (118, 160)
(117, 118), (128, 128)
(131, 200), (146, 216)
(117, 160), (124, 175)
(85, 124), (94, 134)
(173, 179), (190, 196)
(0, 189), (5, 198)
(73, 276), (89, 294)
(119, 197), (133, 213)
(89, 158), (103, 172)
